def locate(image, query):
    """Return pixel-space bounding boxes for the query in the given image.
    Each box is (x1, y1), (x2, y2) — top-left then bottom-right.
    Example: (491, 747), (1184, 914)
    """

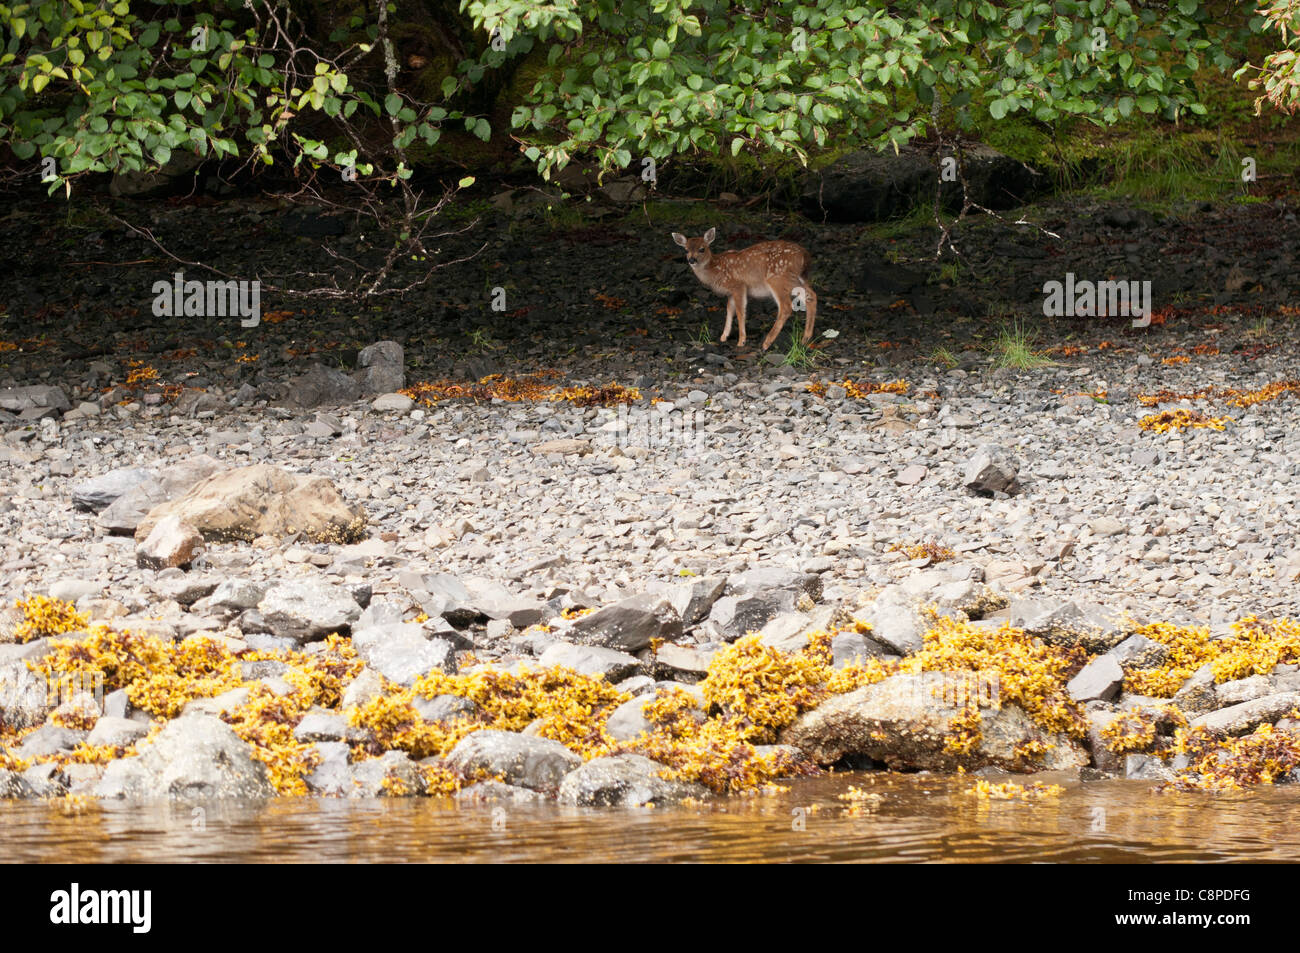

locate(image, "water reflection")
(2, 773), (1294, 863)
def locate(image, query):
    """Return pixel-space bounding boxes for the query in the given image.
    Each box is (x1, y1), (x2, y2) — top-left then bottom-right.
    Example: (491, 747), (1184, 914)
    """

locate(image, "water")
(4, 773), (1297, 863)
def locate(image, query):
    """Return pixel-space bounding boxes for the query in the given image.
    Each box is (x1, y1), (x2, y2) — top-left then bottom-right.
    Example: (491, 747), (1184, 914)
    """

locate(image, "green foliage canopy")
(0, 0), (457, 194)
(469, 0), (1253, 179)
(0, 0), (1270, 191)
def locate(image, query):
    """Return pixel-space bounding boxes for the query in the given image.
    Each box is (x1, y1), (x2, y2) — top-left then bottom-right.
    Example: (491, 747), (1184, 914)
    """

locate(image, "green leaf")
(385, 93), (402, 116)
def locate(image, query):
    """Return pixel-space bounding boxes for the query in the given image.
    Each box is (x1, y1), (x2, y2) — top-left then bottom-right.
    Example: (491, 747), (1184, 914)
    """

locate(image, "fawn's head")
(671, 227), (716, 267)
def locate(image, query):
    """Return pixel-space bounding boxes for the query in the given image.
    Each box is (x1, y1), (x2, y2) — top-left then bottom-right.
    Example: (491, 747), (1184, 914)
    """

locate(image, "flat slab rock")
(71, 467), (157, 512)
(1191, 691), (1300, 736)
(537, 641), (640, 681)
(558, 754), (706, 807)
(445, 730), (581, 793)
(781, 672), (1088, 772)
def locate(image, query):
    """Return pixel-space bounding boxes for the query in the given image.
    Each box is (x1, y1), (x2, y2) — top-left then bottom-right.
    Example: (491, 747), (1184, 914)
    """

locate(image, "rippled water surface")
(3, 773), (1298, 863)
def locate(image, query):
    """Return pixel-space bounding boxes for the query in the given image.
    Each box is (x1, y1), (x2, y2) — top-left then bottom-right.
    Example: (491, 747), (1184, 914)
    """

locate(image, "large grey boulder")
(412, 694), (477, 724)
(417, 574), (481, 626)
(258, 579), (363, 643)
(758, 606), (838, 653)
(0, 385), (70, 414)
(707, 592), (799, 642)
(93, 713), (273, 798)
(304, 741), (352, 795)
(205, 578), (266, 611)
(1125, 753), (1176, 781)
(455, 780), (544, 803)
(652, 643), (719, 682)
(781, 672), (1087, 772)
(356, 341), (405, 395)
(152, 572), (219, 607)
(288, 363), (362, 408)
(0, 659), (53, 729)
(1172, 663), (1218, 717)
(293, 710), (353, 744)
(14, 724), (86, 760)
(605, 685), (705, 742)
(98, 454), (224, 534)
(350, 622), (456, 686)
(445, 730), (581, 792)
(662, 576), (727, 626)
(1214, 676), (1276, 707)
(462, 578), (544, 627)
(86, 716), (150, 748)
(0, 770), (34, 798)
(1010, 597), (1130, 652)
(22, 763), (64, 797)
(72, 467), (157, 512)
(728, 567), (823, 602)
(47, 578), (104, 604)
(1108, 633), (1168, 669)
(1084, 710), (1126, 775)
(1067, 655), (1124, 703)
(964, 445), (1021, 495)
(340, 667), (386, 709)
(570, 593), (682, 652)
(348, 750), (425, 797)
(831, 630), (891, 667)
(558, 754), (707, 807)
(537, 642), (640, 681)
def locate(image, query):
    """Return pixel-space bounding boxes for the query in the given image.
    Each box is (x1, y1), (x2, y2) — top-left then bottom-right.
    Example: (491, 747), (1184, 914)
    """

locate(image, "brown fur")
(671, 227), (817, 350)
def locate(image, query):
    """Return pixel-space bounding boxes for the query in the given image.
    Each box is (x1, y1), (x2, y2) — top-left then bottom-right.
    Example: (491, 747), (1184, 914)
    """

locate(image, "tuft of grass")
(932, 261), (961, 284)
(867, 204), (942, 241)
(930, 346), (959, 369)
(782, 332), (821, 368)
(467, 327), (502, 353)
(642, 200), (727, 227)
(991, 320), (1053, 370)
(539, 201), (586, 230)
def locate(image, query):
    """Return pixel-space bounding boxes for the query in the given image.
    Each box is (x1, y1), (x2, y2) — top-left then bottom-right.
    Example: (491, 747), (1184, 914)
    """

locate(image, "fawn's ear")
(670, 232), (687, 247)
(703, 226), (716, 245)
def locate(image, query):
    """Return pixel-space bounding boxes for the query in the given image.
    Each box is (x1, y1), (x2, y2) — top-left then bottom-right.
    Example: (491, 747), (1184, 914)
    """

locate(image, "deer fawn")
(671, 227), (817, 351)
